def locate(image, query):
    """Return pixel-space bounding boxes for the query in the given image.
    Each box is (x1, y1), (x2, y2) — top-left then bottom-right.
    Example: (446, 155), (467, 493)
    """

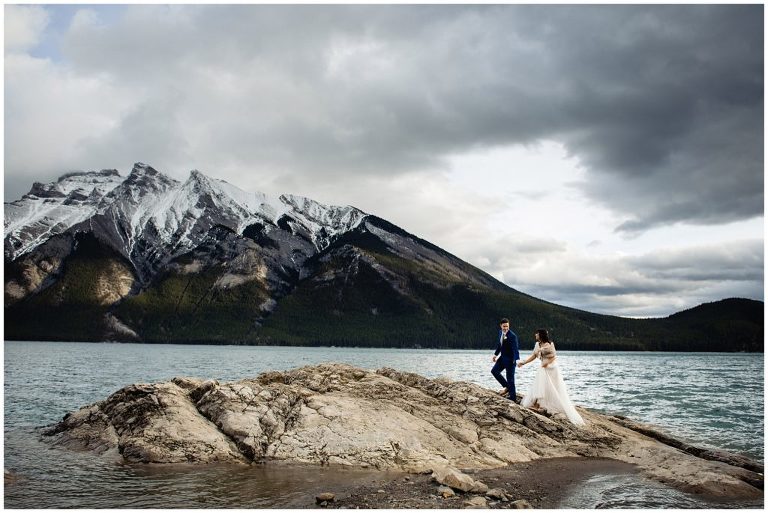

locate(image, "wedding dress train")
(521, 344), (585, 426)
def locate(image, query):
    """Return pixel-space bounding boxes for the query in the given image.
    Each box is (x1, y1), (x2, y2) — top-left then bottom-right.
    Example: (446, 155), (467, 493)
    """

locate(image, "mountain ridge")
(4, 164), (763, 351)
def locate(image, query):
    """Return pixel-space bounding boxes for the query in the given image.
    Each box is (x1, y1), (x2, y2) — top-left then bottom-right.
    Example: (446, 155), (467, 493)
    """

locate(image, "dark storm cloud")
(7, 4), (763, 233)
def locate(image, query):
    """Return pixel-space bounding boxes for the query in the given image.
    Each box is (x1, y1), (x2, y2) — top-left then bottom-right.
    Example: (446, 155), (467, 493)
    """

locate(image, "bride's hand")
(517, 362), (523, 368)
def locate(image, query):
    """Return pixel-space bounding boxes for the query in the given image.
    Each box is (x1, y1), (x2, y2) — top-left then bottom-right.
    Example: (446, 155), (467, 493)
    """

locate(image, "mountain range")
(4, 163), (763, 351)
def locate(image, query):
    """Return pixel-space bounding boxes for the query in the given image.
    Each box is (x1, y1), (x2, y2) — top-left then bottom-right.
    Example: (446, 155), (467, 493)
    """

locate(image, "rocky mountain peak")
(20, 169), (123, 201)
(118, 163), (177, 193)
(5, 163), (371, 279)
(181, 168), (221, 196)
(188, 169), (206, 180)
(25, 181), (67, 199)
(59, 168), (122, 180)
(130, 162), (157, 175)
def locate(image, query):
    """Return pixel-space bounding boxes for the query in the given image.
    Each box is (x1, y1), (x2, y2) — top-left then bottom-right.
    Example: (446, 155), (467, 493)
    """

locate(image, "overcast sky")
(4, 4), (764, 317)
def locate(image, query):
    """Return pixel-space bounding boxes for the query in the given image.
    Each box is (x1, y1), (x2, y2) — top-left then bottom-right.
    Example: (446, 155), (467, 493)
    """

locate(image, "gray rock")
(486, 487), (508, 500)
(316, 492), (335, 503)
(470, 481), (489, 494)
(464, 496), (488, 508)
(511, 499), (533, 509)
(44, 382), (246, 464)
(431, 465), (486, 493)
(437, 485), (455, 498)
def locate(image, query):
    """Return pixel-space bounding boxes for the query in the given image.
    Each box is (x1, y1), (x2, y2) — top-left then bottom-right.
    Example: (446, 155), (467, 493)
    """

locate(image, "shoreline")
(5, 339), (765, 353)
(6, 452), (763, 509)
(318, 457), (639, 509)
(311, 456), (764, 509)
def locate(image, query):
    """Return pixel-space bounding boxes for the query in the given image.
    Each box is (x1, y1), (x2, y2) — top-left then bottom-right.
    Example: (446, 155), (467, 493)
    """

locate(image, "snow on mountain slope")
(94, 163), (180, 246)
(278, 194), (368, 249)
(4, 170), (126, 260)
(4, 163), (368, 281)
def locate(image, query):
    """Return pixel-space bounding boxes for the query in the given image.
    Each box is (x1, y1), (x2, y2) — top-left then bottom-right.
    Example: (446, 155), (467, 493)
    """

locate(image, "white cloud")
(69, 8), (102, 31)
(460, 236), (763, 317)
(4, 52), (137, 195)
(4, 5), (50, 53)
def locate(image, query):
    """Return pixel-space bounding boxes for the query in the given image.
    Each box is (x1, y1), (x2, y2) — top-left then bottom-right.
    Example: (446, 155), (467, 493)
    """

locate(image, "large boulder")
(431, 465), (488, 493)
(44, 381), (247, 464)
(42, 363), (763, 501)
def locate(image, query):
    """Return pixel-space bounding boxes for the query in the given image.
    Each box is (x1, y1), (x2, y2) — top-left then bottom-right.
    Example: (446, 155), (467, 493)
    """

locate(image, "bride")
(517, 329), (585, 426)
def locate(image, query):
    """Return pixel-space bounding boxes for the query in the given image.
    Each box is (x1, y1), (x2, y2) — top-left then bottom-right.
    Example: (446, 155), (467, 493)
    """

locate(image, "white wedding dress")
(521, 342), (585, 426)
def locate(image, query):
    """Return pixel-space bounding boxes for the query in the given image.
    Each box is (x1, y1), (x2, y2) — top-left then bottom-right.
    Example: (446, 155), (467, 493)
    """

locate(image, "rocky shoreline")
(42, 363), (763, 505)
(311, 457), (640, 509)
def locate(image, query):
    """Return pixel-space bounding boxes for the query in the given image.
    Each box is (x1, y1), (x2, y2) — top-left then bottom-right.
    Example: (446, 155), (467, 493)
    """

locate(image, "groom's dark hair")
(499, 318), (510, 325)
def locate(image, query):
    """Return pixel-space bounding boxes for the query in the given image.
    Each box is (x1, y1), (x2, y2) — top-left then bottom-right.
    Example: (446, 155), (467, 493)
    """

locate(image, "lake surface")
(4, 342), (764, 508)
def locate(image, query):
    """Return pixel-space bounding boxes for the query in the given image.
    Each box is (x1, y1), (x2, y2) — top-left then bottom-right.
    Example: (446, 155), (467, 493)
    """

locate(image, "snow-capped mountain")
(4, 162), (519, 345)
(5, 163), (761, 351)
(5, 163), (367, 282)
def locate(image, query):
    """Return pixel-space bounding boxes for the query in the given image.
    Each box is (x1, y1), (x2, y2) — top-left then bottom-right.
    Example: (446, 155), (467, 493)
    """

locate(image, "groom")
(491, 317), (520, 402)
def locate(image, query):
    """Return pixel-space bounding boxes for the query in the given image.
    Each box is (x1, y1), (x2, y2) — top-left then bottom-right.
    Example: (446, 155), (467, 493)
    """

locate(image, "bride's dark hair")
(535, 329), (551, 343)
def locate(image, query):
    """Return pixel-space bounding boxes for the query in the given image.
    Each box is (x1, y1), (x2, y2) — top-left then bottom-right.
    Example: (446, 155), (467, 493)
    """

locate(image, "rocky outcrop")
(42, 363), (763, 500)
(94, 260), (135, 305)
(44, 381), (247, 463)
(4, 235), (73, 306)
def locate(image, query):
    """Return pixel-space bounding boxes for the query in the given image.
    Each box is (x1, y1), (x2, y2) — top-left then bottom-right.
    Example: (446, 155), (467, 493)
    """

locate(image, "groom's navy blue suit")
(491, 329), (520, 401)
